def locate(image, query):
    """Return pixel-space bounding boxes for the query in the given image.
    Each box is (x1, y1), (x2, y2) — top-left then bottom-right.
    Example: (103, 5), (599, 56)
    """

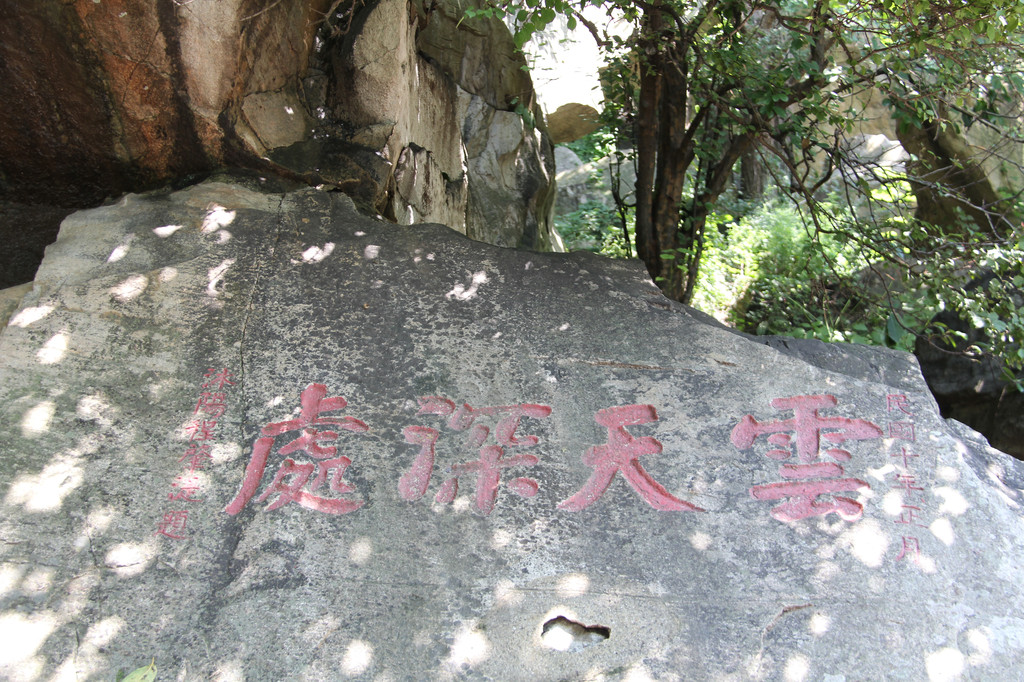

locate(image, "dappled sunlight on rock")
(490, 527), (513, 549)
(50, 616), (125, 681)
(36, 331), (68, 364)
(73, 507), (116, 552)
(297, 242), (335, 263)
(104, 236), (132, 262)
(929, 517), (955, 546)
(21, 400), (55, 437)
(783, 653), (810, 681)
(363, 244), (380, 259)
(411, 248), (435, 264)
(689, 530), (712, 551)
(622, 661), (656, 681)
(158, 266), (179, 282)
(446, 271), (488, 301)
(104, 540), (157, 578)
(493, 579), (521, 608)
(556, 573), (590, 598)
(0, 611), (57, 674)
(447, 621), (490, 670)
(348, 537), (373, 565)
(965, 628), (992, 666)
(925, 646), (964, 681)
(5, 451), (84, 512)
(934, 486), (969, 515)
(341, 639), (373, 676)
(0, 565), (24, 599)
(207, 258), (236, 298)
(212, 659), (246, 682)
(212, 441), (243, 465)
(109, 274), (148, 302)
(8, 303), (55, 328)
(201, 204), (236, 234)
(808, 612), (830, 636)
(881, 489), (904, 516)
(838, 518), (889, 567)
(153, 224), (183, 238)
(21, 567), (54, 596)
(76, 393), (114, 427)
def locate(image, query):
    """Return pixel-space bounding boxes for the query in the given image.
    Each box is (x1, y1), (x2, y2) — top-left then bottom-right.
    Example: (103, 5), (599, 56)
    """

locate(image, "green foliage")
(562, 129), (617, 164)
(556, 201), (632, 257)
(116, 661), (157, 682)
(484, 0), (1024, 387)
(508, 97), (536, 129)
(691, 198), (1024, 389)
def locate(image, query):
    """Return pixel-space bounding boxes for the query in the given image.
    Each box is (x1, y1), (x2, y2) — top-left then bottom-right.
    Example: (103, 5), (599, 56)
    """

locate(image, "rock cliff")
(0, 0), (559, 289)
(1, 180), (1022, 679)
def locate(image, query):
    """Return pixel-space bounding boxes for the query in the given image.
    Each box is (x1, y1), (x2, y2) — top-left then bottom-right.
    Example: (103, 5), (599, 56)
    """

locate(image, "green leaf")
(886, 314), (906, 345)
(121, 661), (157, 682)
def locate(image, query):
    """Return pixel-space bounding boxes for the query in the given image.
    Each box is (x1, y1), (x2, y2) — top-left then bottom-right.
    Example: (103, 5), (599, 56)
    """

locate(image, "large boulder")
(2, 179), (1023, 679)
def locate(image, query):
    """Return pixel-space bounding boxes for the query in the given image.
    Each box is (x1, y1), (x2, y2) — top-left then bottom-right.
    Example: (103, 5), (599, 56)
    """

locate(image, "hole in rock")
(540, 615), (610, 652)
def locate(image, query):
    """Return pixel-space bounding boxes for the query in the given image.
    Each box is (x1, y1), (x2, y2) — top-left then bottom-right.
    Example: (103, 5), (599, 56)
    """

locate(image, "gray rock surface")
(2, 180), (1023, 680)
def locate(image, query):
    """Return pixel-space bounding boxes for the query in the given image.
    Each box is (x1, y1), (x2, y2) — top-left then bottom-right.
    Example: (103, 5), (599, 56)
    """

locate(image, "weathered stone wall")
(0, 0), (559, 283)
(319, 0), (558, 249)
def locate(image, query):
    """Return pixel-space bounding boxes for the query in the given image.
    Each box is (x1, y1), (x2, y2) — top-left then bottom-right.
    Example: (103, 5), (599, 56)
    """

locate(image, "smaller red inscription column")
(885, 393), (929, 566)
(156, 367), (236, 540)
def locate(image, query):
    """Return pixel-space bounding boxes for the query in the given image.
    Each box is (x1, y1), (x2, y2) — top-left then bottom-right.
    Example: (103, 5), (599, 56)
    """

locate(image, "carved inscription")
(732, 394), (882, 522)
(155, 368), (235, 539)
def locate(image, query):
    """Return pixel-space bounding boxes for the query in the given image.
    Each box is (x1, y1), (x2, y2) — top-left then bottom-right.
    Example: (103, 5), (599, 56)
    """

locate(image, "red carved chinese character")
(154, 510), (189, 539)
(896, 536), (921, 563)
(194, 392), (227, 418)
(891, 446), (919, 469)
(179, 443), (212, 471)
(399, 397), (550, 515)
(202, 368), (236, 390)
(893, 472), (924, 500)
(732, 394), (882, 462)
(398, 426), (440, 501)
(559, 405), (702, 512)
(733, 395), (881, 522)
(263, 384), (368, 459)
(168, 474), (202, 502)
(886, 394), (913, 415)
(895, 504), (925, 526)
(224, 384), (368, 515)
(888, 421), (916, 441)
(749, 463), (869, 522)
(185, 419), (218, 442)
(254, 455), (361, 514)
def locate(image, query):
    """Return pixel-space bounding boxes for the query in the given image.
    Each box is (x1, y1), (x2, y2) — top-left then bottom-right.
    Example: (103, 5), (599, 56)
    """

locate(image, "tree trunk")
(739, 149), (764, 202)
(896, 115), (1017, 237)
(633, 8), (662, 270)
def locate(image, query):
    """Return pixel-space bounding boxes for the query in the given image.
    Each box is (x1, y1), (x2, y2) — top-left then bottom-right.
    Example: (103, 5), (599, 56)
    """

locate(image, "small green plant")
(116, 660), (156, 682)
